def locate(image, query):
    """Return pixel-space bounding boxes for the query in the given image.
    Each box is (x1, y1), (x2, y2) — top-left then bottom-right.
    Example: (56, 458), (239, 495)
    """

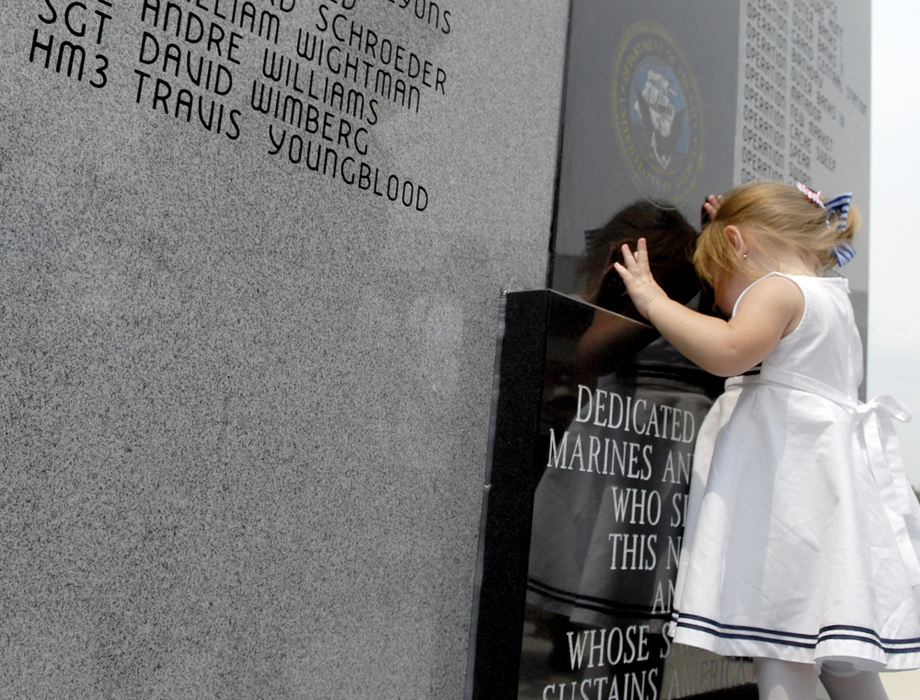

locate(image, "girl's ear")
(725, 225), (747, 256)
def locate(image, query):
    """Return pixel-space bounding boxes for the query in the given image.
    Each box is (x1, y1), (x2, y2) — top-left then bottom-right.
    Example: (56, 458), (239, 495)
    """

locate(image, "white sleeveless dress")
(670, 273), (920, 671)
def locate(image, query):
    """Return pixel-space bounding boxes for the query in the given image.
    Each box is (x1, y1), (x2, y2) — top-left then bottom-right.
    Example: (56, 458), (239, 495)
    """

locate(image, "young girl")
(613, 181), (920, 700)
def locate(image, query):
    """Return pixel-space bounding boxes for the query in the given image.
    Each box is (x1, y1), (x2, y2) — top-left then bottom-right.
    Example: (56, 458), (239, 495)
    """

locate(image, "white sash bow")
(726, 367), (920, 585)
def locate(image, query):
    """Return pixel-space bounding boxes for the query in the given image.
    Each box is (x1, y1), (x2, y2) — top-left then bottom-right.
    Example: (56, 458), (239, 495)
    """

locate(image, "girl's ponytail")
(694, 182), (862, 283)
(828, 195), (860, 263)
(799, 186), (861, 269)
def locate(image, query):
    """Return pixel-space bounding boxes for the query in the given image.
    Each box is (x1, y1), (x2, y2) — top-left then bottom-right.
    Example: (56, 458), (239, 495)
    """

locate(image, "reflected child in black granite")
(614, 182), (920, 700)
(575, 202), (702, 377)
(523, 201), (721, 686)
(580, 202), (700, 313)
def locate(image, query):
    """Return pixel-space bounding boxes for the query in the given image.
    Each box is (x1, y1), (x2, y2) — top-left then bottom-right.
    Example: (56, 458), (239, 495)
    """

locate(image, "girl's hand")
(612, 238), (669, 319)
(702, 194), (723, 225)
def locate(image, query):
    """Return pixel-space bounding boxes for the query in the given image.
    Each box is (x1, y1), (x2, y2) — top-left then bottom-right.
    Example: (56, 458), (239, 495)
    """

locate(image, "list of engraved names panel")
(25, 0), (454, 211)
(735, 0), (867, 187)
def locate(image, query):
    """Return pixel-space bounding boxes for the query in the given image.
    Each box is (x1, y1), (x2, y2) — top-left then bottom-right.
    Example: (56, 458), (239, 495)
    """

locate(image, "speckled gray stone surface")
(0, 2), (567, 696)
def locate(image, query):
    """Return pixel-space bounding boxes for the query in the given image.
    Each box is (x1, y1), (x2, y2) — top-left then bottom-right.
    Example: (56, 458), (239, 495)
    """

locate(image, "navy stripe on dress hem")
(677, 621), (816, 650)
(673, 611), (920, 654)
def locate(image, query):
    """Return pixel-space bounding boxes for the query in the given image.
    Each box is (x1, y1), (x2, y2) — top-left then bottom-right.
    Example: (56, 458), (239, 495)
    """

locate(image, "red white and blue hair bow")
(796, 183), (855, 267)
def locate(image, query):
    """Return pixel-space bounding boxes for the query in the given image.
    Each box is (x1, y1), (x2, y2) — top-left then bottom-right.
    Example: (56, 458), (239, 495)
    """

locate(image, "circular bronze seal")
(611, 22), (705, 205)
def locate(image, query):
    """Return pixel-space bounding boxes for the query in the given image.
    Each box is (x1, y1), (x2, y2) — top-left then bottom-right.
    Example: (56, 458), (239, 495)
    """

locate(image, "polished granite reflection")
(467, 290), (755, 698)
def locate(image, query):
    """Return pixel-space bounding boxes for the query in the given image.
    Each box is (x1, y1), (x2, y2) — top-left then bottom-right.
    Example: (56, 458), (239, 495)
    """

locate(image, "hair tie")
(824, 192), (853, 233)
(796, 183), (855, 267)
(584, 227), (602, 249)
(830, 241), (855, 267)
(797, 182), (825, 209)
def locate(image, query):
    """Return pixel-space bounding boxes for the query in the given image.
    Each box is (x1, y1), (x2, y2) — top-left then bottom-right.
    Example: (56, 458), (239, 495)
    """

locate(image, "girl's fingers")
(703, 194), (723, 220)
(636, 238), (649, 268)
(620, 243), (636, 270)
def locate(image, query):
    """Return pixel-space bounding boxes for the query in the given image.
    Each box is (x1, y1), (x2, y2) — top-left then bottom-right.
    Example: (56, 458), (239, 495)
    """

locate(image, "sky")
(867, 2), (920, 486)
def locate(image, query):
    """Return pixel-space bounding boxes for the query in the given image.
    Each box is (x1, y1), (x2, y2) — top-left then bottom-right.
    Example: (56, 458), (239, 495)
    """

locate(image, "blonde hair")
(693, 181), (861, 287)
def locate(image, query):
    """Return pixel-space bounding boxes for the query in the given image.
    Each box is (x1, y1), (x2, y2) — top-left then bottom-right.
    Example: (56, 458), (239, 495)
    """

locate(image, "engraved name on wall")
(25, 0), (453, 210)
(736, 0), (867, 186)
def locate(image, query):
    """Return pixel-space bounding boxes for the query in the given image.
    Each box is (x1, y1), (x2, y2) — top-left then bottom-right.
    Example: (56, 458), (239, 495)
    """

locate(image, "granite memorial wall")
(466, 290), (755, 698)
(1, 0), (870, 697)
(0, 0), (567, 696)
(467, 0), (870, 698)
(551, 0), (870, 335)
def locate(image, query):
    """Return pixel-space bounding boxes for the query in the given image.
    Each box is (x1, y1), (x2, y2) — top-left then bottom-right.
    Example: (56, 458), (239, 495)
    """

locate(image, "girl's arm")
(614, 239), (803, 377)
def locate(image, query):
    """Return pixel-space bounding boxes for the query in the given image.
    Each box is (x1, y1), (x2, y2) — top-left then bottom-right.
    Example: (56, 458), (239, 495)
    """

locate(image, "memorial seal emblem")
(611, 22), (704, 205)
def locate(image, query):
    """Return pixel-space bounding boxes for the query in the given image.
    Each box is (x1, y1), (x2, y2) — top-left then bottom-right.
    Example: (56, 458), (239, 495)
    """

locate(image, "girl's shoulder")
(771, 272), (850, 294)
(733, 272), (848, 314)
(732, 273), (815, 340)
(731, 272), (807, 317)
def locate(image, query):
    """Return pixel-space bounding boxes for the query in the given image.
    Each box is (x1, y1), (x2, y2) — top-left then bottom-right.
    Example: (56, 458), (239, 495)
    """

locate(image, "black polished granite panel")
(466, 290), (756, 699)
